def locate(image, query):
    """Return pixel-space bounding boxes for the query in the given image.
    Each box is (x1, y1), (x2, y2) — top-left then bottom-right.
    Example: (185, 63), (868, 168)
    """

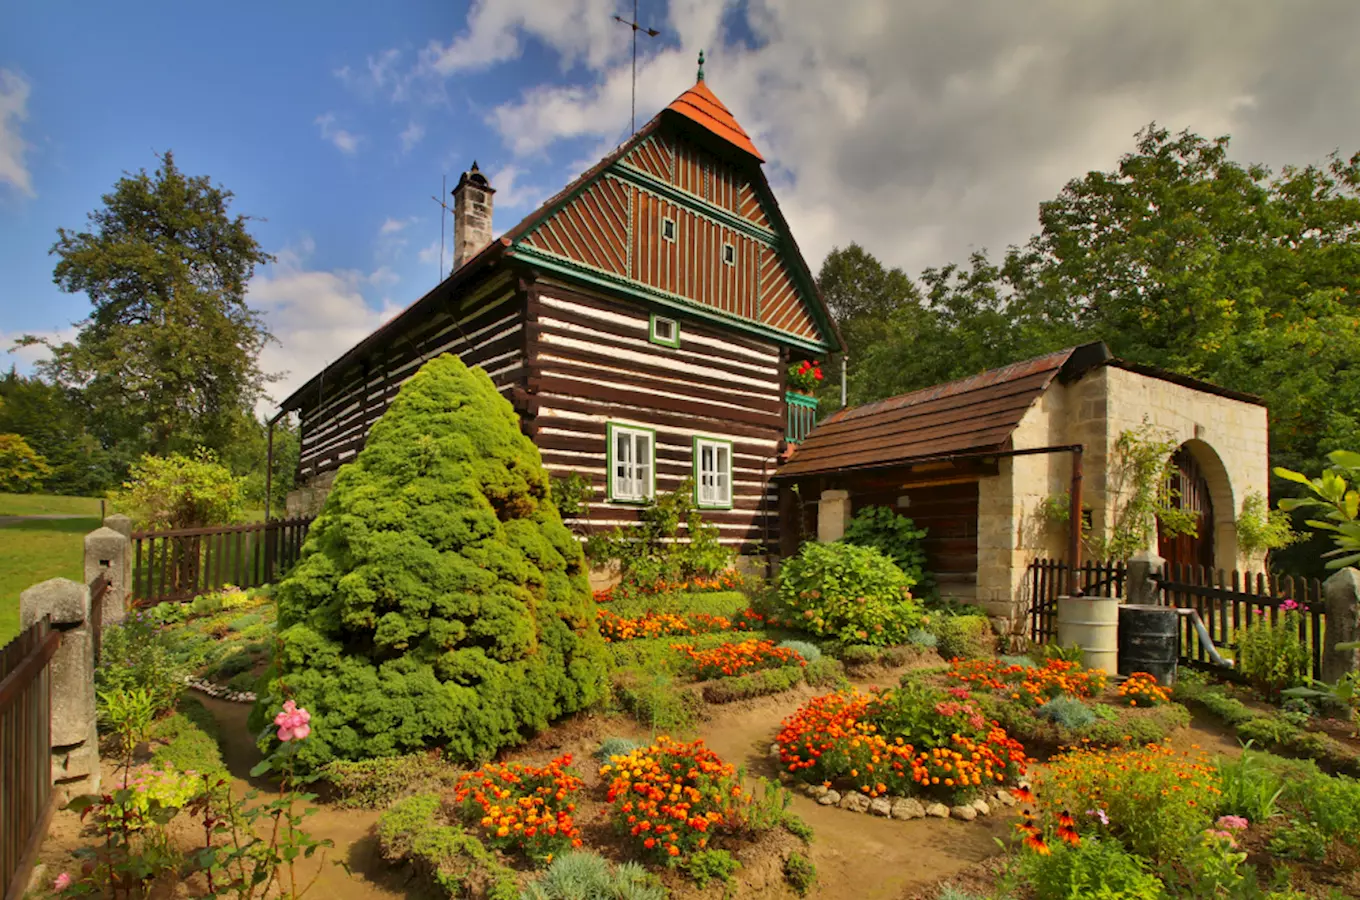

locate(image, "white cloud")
(0, 69), (35, 197)
(399, 120), (425, 152)
(2, 325), (78, 371)
(487, 163), (547, 212)
(420, 0), (628, 75)
(456, 0), (1360, 278)
(314, 112), (361, 155)
(379, 216), (412, 236)
(247, 239), (402, 412)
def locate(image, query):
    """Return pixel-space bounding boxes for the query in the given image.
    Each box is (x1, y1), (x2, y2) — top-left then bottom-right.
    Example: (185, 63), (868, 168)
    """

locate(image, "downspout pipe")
(840, 355), (848, 408)
(264, 409), (287, 523)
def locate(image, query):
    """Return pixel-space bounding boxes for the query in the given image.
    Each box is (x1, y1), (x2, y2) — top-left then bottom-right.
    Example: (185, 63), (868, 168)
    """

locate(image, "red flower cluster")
(672, 638), (807, 679)
(787, 360), (825, 393)
(593, 571), (743, 604)
(774, 689), (1028, 803)
(601, 736), (746, 863)
(453, 754), (583, 860)
(948, 658), (1107, 705)
(1117, 672), (1171, 707)
(596, 608), (763, 642)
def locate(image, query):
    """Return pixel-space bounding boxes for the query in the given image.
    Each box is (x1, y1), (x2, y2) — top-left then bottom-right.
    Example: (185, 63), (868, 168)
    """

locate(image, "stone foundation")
(286, 470), (337, 518)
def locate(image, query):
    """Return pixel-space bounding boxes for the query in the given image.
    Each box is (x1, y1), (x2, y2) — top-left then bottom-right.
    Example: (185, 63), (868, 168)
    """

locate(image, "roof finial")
(697, 49), (705, 82)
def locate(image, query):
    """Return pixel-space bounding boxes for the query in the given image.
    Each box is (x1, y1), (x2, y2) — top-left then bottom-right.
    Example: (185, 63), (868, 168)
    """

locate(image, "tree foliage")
(0, 369), (119, 494)
(257, 354), (608, 766)
(1276, 450), (1360, 569)
(0, 433), (52, 492)
(19, 151), (274, 462)
(109, 448), (246, 530)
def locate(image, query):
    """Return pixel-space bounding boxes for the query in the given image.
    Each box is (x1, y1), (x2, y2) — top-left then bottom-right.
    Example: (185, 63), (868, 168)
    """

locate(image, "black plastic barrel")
(1118, 604), (1179, 684)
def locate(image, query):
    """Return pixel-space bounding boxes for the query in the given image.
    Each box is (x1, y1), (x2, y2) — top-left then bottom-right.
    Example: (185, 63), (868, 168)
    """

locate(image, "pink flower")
(1216, 815), (1248, 831)
(54, 873), (72, 891)
(1279, 599), (1300, 612)
(274, 700), (312, 742)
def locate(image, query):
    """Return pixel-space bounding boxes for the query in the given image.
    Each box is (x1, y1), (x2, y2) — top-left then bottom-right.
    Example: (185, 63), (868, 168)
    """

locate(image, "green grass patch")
(148, 696), (227, 777)
(605, 589), (750, 619)
(0, 493), (102, 516)
(0, 516), (100, 644)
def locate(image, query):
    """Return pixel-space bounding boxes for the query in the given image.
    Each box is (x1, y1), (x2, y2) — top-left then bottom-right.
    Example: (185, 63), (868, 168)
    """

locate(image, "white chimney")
(451, 161), (495, 273)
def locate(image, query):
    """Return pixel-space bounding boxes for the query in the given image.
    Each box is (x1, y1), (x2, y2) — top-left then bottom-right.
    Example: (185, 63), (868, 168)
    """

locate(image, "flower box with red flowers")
(787, 360), (824, 394)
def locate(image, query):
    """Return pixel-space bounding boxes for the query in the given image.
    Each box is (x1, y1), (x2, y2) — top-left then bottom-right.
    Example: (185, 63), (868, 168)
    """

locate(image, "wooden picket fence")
(131, 517), (313, 605)
(0, 616), (60, 900)
(1027, 558), (1126, 644)
(1154, 563), (1327, 680)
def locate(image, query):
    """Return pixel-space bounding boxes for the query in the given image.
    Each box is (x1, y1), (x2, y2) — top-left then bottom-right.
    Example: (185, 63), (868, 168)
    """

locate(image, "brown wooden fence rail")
(1, 616), (60, 900)
(132, 517), (313, 605)
(1027, 558), (1127, 644)
(1154, 563), (1327, 680)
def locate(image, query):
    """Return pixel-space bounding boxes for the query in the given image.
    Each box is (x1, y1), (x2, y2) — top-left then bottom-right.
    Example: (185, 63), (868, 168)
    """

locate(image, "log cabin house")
(278, 66), (842, 563)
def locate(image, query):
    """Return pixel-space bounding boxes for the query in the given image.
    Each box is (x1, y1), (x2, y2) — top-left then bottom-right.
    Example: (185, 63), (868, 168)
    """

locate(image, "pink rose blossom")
(1216, 815), (1249, 831)
(274, 700), (312, 742)
(54, 873), (72, 891)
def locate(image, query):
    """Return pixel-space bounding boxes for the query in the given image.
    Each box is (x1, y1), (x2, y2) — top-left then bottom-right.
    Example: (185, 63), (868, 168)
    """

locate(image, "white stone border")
(183, 673), (256, 704)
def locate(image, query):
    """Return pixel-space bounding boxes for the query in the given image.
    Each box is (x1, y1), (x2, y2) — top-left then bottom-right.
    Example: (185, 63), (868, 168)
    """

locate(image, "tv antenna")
(430, 174), (448, 281)
(613, 0), (660, 134)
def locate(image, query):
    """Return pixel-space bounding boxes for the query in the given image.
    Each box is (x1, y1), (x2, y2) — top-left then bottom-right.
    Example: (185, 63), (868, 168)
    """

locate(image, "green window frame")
(649, 313), (681, 348)
(606, 422), (656, 504)
(692, 436), (733, 510)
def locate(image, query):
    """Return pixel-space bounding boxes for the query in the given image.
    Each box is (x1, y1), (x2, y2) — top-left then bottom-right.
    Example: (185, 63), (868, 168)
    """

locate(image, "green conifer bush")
(254, 355), (608, 765)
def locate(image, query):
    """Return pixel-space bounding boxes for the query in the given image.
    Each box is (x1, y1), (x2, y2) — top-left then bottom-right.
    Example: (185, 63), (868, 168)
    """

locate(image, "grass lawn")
(0, 493), (103, 517)
(0, 516), (100, 645)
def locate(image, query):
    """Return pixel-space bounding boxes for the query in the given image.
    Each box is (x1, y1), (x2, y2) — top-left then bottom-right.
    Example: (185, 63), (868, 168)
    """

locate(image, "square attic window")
(722, 242), (736, 265)
(649, 314), (680, 348)
(661, 217), (677, 242)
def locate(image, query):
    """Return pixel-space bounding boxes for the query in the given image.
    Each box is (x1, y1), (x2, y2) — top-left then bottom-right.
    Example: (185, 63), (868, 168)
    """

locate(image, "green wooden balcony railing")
(786, 392), (819, 444)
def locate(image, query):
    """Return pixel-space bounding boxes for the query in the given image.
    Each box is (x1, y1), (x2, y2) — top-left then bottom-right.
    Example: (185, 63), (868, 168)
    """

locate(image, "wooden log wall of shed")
(522, 281), (784, 549)
(296, 273), (526, 480)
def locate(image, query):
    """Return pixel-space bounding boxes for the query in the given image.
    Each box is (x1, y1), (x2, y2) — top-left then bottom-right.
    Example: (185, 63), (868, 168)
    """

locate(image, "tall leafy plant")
(585, 479), (732, 584)
(840, 505), (933, 594)
(1275, 449), (1360, 569)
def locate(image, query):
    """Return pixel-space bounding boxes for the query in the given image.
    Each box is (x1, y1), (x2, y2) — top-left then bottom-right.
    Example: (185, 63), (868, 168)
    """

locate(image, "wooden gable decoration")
(508, 78), (837, 354)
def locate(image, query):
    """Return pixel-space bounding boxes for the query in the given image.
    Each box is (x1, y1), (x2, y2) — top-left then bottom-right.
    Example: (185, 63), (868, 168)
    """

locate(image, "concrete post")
(1321, 567), (1360, 686)
(103, 513), (133, 539)
(20, 578), (100, 805)
(1125, 550), (1166, 606)
(817, 490), (853, 543)
(84, 526), (131, 628)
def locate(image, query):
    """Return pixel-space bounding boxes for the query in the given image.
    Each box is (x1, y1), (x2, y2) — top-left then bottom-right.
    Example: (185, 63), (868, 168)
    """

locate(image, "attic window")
(661, 217), (676, 242)
(722, 243), (736, 266)
(649, 314), (680, 348)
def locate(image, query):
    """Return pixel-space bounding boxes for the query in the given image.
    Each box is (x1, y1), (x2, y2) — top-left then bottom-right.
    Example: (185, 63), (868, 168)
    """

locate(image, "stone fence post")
(84, 521), (131, 628)
(1124, 551), (1166, 606)
(19, 578), (100, 805)
(817, 489), (852, 543)
(1321, 567), (1360, 686)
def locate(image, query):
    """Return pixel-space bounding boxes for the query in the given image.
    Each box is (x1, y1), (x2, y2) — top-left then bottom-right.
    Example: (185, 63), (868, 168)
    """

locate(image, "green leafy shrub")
(1268, 817), (1328, 861)
(212, 649), (253, 680)
(803, 657), (847, 688)
(907, 627), (938, 649)
(190, 592), (224, 618)
(1035, 695), (1097, 730)
(98, 687), (157, 752)
(377, 793), (518, 900)
(841, 505), (932, 592)
(96, 609), (184, 715)
(931, 614), (995, 660)
(585, 479), (732, 584)
(109, 447), (245, 530)
(1019, 835), (1165, 899)
(702, 664), (805, 703)
(523, 851), (665, 900)
(778, 639), (822, 662)
(254, 355), (609, 766)
(682, 848), (740, 886)
(148, 697), (226, 777)
(783, 851), (817, 897)
(611, 669), (701, 732)
(776, 541), (922, 645)
(871, 680), (988, 747)
(321, 751), (462, 809)
(1237, 611), (1309, 696)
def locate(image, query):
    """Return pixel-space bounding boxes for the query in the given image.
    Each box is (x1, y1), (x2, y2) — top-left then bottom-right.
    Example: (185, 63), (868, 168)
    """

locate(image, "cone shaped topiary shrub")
(253, 354), (608, 766)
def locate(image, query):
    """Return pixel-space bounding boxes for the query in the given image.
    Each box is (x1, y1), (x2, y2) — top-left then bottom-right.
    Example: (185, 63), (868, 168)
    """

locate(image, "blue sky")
(3, 1), (1359, 409)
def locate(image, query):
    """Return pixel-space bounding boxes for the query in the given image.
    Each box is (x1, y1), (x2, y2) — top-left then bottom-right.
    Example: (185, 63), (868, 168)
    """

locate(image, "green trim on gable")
(509, 244), (832, 354)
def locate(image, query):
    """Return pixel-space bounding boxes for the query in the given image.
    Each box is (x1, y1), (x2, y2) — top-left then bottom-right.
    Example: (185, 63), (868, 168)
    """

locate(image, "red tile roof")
(666, 80), (763, 162)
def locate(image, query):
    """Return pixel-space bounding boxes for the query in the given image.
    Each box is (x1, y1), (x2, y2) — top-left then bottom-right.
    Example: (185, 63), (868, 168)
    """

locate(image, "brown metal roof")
(776, 345), (1097, 478)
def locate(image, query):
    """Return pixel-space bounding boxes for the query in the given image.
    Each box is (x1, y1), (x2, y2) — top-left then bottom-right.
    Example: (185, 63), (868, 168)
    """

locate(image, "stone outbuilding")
(775, 342), (1269, 621)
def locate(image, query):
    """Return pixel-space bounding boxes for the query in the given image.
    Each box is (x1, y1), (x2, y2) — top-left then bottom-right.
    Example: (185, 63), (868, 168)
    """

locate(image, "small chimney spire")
(697, 49), (705, 82)
(451, 162), (495, 273)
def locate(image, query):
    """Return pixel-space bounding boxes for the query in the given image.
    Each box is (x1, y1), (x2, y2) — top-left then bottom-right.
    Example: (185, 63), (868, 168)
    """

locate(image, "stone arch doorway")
(1158, 440), (1236, 571)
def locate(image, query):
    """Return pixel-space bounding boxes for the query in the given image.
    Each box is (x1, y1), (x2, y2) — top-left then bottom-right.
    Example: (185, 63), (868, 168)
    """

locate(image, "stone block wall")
(285, 469), (337, 518)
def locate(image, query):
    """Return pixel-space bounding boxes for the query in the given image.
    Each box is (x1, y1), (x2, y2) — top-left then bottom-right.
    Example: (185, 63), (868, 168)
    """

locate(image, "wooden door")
(1158, 447), (1214, 569)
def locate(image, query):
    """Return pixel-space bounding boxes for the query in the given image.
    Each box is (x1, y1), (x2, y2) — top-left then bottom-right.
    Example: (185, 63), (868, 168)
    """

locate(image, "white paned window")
(609, 424), (654, 503)
(694, 437), (732, 509)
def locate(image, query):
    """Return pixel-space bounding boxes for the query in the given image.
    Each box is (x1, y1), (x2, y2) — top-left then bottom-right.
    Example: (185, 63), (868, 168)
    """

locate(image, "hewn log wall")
(296, 274), (525, 480)
(524, 283), (783, 549)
